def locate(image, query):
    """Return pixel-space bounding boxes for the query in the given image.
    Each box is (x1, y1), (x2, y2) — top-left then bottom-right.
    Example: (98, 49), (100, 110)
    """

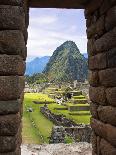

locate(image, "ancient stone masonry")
(85, 0), (116, 154)
(0, 0), (28, 154)
(0, 0), (115, 154)
(41, 107), (92, 143)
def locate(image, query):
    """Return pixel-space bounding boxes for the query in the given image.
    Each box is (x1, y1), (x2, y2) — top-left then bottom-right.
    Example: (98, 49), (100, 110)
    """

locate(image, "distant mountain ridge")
(25, 56), (50, 75)
(44, 41), (88, 82)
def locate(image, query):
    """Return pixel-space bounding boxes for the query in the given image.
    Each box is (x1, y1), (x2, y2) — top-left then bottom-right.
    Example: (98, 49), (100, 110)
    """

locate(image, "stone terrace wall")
(85, 0), (116, 154)
(0, 1), (28, 154)
(40, 106), (78, 127)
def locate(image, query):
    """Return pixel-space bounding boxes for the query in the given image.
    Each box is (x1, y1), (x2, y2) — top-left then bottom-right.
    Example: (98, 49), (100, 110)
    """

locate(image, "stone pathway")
(21, 143), (92, 155)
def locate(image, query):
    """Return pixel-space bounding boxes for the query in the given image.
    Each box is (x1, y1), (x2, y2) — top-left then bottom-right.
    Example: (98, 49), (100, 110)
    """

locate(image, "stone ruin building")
(0, 0), (116, 155)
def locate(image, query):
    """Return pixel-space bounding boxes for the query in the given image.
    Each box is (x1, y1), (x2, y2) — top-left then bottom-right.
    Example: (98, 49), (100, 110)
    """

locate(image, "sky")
(27, 8), (87, 59)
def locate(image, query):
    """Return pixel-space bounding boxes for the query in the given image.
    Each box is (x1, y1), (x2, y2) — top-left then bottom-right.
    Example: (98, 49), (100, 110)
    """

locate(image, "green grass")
(22, 93), (54, 144)
(48, 103), (91, 124)
(66, 103), (90, 107)
(72, 95), (86, 99)
(22, 93), (91, 144)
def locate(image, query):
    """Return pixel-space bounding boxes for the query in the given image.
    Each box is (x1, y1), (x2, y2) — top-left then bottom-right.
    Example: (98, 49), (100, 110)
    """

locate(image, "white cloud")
(27, 9), (87, 57)
(29, 15), (57, 25)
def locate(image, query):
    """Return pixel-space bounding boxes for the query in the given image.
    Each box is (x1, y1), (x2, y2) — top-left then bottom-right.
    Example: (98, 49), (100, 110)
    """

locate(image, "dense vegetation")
(25, 73), (48, 84)
(44, 41), (88, 82)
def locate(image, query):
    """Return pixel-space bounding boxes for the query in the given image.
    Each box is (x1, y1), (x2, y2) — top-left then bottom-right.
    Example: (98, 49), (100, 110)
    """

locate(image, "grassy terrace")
(22, 93), (54, 144)
(22, 93), (91, 144)
(48, 103), (91, 124)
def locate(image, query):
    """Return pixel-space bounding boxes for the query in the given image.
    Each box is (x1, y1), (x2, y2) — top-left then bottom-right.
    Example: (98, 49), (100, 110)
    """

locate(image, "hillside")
(26, 56), (50, 75)
(44, 41), (88, 82)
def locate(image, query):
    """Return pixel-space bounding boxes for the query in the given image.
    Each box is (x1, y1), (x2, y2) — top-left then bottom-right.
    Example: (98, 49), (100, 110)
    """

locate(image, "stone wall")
(49, 125), (91, 143)
(0, 0), (115, 154)
(85, 0), (116, 154)
(0, 1), (28, 154)
(41, 107), (92, 143)
(40, 106), (78, 127)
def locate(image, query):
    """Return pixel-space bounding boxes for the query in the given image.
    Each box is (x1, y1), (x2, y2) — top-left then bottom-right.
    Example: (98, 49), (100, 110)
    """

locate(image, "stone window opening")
(0, 0), (116, 154)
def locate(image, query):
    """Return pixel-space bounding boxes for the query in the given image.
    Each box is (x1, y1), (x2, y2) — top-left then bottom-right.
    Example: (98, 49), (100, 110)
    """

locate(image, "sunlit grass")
(22, 93), (54, 144)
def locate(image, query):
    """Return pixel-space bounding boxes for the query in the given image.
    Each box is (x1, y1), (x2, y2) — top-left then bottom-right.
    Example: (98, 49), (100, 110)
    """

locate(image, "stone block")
(0, 0), (23, 6)
(0, 100), (20, 115)
(90, 102), (98, 119)
(91, 118), (107, 138)
(105, 6), (116, 31)
(0, 5), (25, 30)
(91, 132), (97, 153)
(0, 55), (25, 75)
(106, 124), (116, 147)
(89, 86), (106, 105)
(95, 27), (116, 52)
(87, 22), (96, 39)
(92, 150), (97, 155)
(96, 15), (105, 37)
(107, 48), (116, 68)
(100, 138), (116, 155)
(91, 118), (116, 147)
(87, 15), (105, 39)
(0, 76), (24, 100)
(100, 0), (116, 15)
(99, 68), (116, 87)
(0, 114), (20, 136)
(87, 38), (96, 56)
(106, 87), (116, 106)
(0, 147), (21, 155)
(89, 53), (107, 70)
(85, 0), (103, 16)
(0, 131), (21, 153)
(98, 106), (116, 126)
(0, 30), (26, 60)
(89, 71), (99, 87)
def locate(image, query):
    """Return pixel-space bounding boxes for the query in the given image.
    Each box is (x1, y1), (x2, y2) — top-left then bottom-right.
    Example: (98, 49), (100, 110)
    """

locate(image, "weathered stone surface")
(87, 38), (96, 56)
(100, 0), (116, 15)
(98, 106), (116, 126)
(107, 48), (116, 68)
(89, 71), (99, 87)
(91, 132), (97, 153)
(106, 124), (116, 147)
(92, 150), (97, 155)
(0, 5), (25, 30)
(90, 102), (98, 119)
(99, 68), (116, 87)
(87, 16), (105, 39)
(0, 147), (21, 155)
(105, 6), (116, 31)
(100, 138), (116, 155)
(0, 30), (26, 60)
(0, 100), (20, 115)
(85, 0), (103, 16)
(0, 114), (20, 136)
(0, 55), (25, 75)
(89, 87), (106, 105)
(91, 118), (116, 147)
(0, 76), (24, 100)
(95, 27), (116, 52)
(0, 0), (23, 6)
(29, 0), (89, 9)
(106, 87), (116, 106)
(0, 131), (21, 153)
(91, 118), (107, 138)
(89, 53), (107, 70)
